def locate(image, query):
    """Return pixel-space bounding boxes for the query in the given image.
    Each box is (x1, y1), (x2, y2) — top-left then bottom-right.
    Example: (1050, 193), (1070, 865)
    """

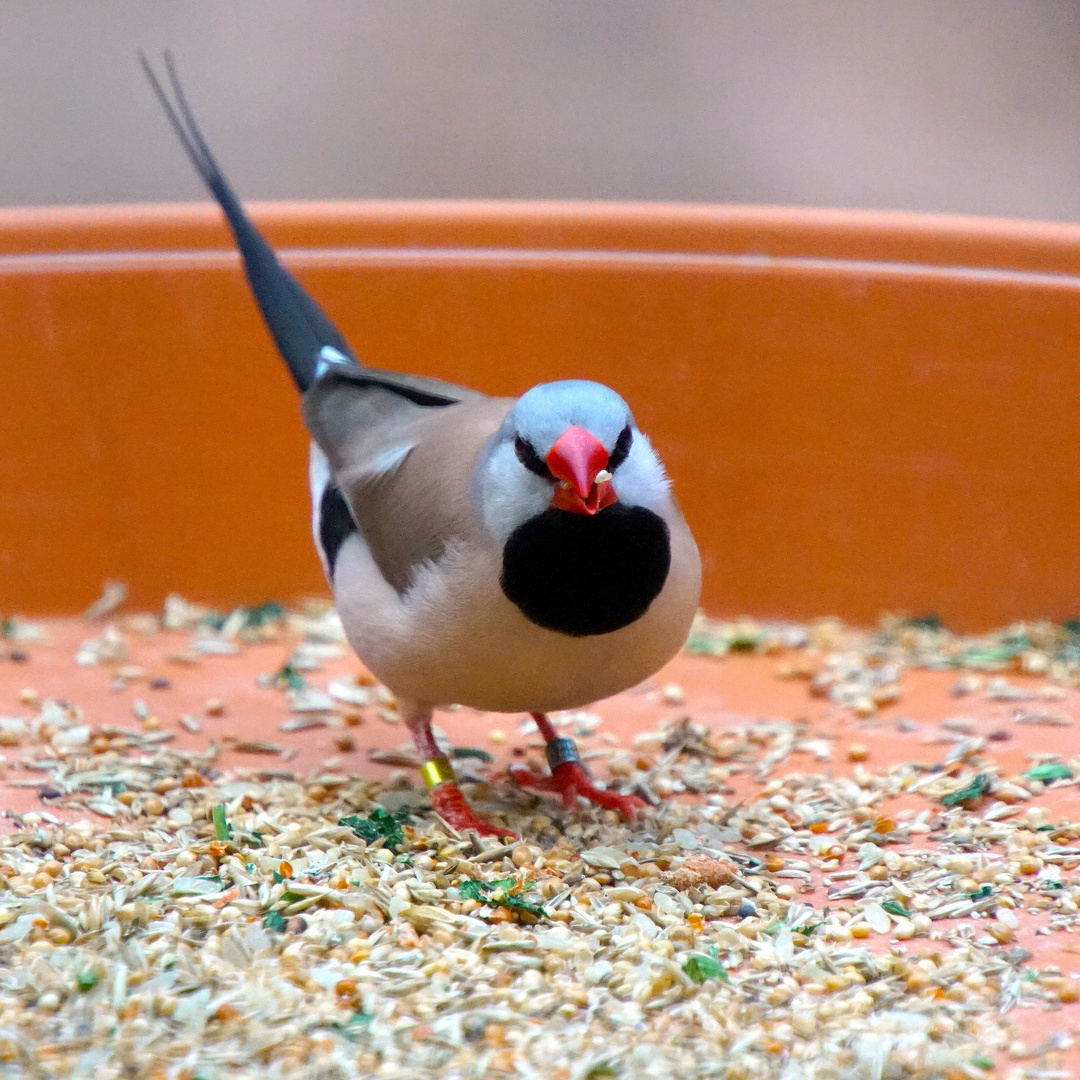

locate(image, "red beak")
(546, 426), (618, 516)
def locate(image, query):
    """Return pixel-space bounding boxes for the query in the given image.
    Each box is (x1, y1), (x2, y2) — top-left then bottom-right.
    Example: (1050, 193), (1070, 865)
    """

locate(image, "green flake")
(456, 876), (546, 919)
(881, 900), (911, 918)
(682, 945), (730, 984)
(340, 807), (412, 850)
(450, 746), (495, 762)
(263, 910), (287, 932)
(331, 1012), (373, 1040)
(967, 884), (994, 901)
(275, 662), (305, 690)
(971, 1055), (994, 1070)
(211, 804), (232, 842)
(1023, 762), (1073, 783)
(584, 1063), (621, 1078)
(940, 773), (992, 806)
(243, 601), (286, 628)
(727, 632), (763, 653)
(76, 970), (99, 992)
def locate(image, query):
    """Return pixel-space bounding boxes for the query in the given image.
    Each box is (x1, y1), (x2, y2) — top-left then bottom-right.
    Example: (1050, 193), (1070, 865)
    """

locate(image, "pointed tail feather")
(139, 51), (359, 392)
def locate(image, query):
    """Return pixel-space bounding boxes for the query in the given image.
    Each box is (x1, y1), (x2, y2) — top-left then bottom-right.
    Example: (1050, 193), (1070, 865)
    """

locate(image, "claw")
(509, 761), (645, 819)
(429, 782), (518, 839)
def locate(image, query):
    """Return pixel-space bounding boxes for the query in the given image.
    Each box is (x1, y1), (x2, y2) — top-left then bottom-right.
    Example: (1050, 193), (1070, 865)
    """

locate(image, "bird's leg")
(404, 705), (516, 839)
(509, 712), (645, 819)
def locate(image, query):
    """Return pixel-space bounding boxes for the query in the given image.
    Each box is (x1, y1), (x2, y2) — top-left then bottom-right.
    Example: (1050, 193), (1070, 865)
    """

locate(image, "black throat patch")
(500, 504), (671, 637)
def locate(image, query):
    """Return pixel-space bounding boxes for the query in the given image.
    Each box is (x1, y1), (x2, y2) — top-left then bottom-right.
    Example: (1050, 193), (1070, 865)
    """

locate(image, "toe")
(429, 782), (517, 839)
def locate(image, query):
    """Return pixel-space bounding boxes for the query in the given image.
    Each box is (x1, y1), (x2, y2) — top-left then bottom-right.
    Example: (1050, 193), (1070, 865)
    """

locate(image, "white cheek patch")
(480, 440), (552, 544)
(611, 432), (671, 512)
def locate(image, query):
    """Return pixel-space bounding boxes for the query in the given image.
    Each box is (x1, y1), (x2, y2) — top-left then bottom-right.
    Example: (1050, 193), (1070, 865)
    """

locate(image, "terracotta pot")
(4, 201), (1080, 628)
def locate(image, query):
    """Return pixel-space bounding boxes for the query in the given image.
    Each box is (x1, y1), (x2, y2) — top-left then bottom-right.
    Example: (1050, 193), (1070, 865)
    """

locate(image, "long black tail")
(139, 51), (359, 392)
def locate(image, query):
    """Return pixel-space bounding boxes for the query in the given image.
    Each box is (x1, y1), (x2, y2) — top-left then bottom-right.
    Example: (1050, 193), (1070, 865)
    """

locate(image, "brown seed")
(143, 796), (165, 816)
(332, 734), (355, 753)
(205, 698), (225, 717)
(848, 744), (869, 762)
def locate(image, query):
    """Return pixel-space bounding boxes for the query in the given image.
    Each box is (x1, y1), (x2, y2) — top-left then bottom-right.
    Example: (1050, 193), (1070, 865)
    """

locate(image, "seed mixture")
(1, 602), (1080, 1078)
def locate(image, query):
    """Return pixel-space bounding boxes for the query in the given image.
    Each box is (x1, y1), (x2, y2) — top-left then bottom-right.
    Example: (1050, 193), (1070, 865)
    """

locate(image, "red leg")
(509, 713), (645, 819)
(405, 705), (517, 839)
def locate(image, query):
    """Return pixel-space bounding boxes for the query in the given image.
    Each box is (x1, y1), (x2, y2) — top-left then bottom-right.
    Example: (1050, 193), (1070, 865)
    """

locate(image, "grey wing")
(304, 371), (513, 593)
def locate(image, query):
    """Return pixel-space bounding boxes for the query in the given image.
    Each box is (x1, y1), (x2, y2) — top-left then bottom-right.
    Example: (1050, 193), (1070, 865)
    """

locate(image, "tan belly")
(338, 516), (701, 713)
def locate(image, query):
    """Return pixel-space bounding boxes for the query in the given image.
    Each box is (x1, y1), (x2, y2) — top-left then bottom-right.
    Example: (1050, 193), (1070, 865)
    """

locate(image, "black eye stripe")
(609, 425), (632, 471)
(515, 436), (552, 480)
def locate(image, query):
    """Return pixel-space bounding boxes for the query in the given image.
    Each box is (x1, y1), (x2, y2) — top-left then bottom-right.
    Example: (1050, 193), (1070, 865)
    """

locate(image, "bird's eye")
(514, 436), (552, 479)
(608, 425), (633, 471)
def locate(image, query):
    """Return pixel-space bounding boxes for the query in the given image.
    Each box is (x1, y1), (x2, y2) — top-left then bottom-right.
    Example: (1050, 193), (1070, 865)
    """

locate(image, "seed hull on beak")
(552, 479), (617, 515)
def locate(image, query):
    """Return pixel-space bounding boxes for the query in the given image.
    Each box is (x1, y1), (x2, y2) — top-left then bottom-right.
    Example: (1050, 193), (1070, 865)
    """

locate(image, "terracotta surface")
(4, 201), (1080, 627)
(3, 621), (1080, 1069)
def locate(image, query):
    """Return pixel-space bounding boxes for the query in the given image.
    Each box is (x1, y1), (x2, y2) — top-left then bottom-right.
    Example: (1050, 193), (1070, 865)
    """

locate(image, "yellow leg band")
(421, 757), (456, 789)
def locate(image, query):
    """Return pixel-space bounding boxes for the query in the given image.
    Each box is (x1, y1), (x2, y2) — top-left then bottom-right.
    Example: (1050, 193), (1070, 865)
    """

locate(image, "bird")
(140, 54), (701, 837)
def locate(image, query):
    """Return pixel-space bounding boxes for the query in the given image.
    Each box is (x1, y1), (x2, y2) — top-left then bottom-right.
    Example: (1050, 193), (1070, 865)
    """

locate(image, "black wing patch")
(319, 485), (358, 579)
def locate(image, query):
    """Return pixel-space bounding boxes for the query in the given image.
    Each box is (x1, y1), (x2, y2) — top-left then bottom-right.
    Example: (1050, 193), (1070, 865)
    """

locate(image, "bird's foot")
(509, 761), (645, 819)
(429, 782), (518, 840)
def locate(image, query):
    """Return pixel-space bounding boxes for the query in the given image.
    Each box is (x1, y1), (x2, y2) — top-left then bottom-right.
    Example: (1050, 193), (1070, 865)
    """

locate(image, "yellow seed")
(874, 818), (895, 834)
(850, 923), (870, 938)
(489, 729), (506, 744)
(41, 861), (63, 878)
(848, 744), (869, 762)
(46, 927), (71, 946)
(143, 796), (164, 816)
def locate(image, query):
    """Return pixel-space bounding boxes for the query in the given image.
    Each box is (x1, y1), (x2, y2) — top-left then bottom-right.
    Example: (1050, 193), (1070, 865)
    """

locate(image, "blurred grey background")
(1, 0), (1079, 220)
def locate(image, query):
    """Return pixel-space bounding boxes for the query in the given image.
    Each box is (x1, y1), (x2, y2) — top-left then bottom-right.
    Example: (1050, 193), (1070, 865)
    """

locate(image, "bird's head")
(479, 380), (671, 542)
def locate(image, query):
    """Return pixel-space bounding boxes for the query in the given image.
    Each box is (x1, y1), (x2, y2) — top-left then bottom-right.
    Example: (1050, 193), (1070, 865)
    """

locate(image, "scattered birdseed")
(0, 604), (1078, 1076)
